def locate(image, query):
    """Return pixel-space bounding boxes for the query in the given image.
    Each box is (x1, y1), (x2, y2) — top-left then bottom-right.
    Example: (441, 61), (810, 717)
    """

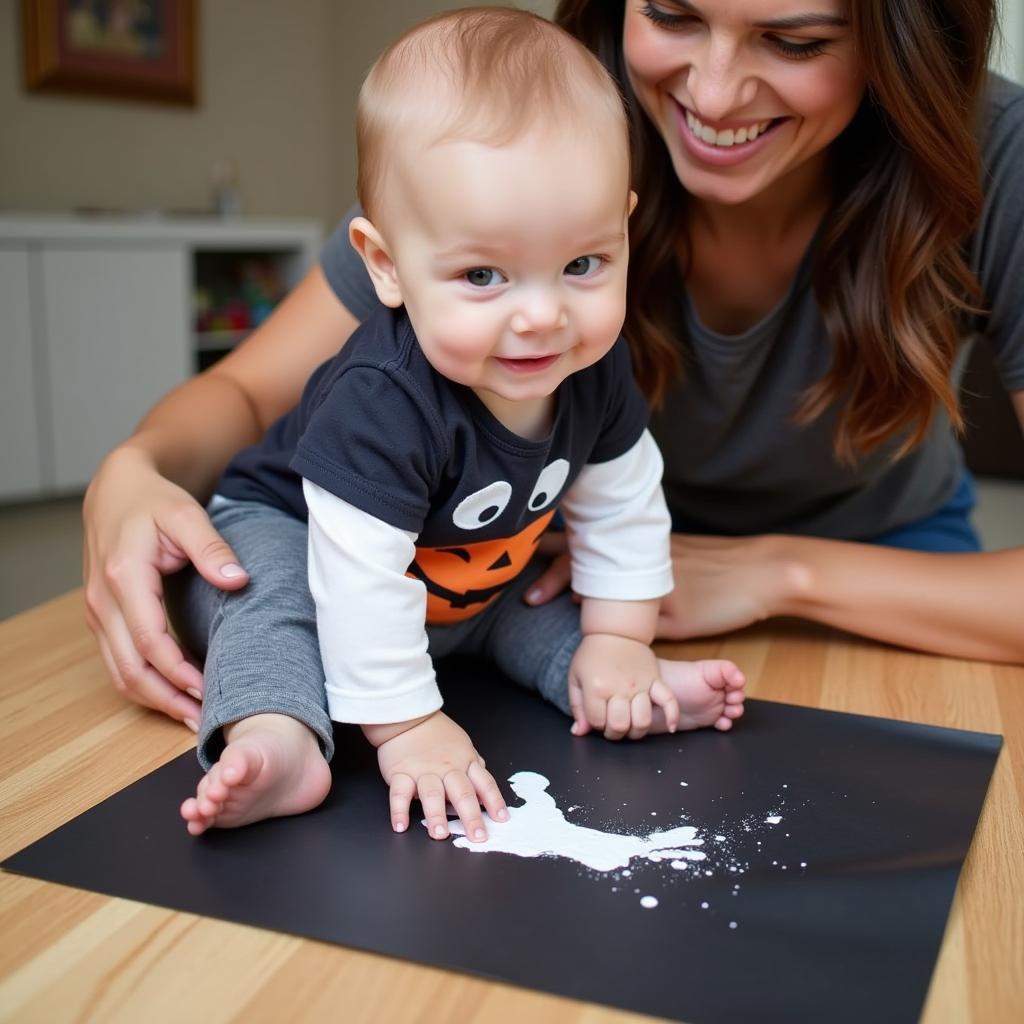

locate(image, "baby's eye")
(564, 255), (603, 278)
(464, 267), (507, 287)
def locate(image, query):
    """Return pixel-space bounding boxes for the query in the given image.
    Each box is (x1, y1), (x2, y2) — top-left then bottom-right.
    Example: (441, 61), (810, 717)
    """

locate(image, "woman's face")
(622, 0), (865, 206)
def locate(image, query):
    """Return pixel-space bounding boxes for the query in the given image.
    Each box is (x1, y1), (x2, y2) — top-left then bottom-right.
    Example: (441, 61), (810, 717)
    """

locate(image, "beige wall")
(0, 0), (554, 232)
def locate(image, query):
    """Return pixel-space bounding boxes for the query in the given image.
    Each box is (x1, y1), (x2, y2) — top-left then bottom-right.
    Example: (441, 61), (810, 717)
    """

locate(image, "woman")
(83, 0), (1024, 729)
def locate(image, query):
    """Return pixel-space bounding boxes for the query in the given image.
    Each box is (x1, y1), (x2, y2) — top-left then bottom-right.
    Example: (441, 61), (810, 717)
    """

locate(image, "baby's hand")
(374, 711), (508, 842)
(568, 634), (681, 741)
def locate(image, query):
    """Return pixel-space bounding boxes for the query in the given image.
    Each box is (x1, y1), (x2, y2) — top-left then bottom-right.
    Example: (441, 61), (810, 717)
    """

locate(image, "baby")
(180, 7), (745, 842)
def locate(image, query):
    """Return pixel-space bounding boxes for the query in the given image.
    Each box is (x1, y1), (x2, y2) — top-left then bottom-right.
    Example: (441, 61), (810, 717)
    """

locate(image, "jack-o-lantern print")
(408, 459), (570, 624)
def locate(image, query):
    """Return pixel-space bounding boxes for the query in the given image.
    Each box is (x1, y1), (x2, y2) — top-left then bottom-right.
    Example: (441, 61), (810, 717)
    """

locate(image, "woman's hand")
(523, 530), (573, 606)
(657, 534), (797, 640)
(82, 445), (249, 727)
(524, 529), (796, 640)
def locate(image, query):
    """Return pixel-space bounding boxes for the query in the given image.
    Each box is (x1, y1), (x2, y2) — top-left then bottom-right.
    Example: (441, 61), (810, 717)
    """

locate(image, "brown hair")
(556, 0), (995, 461)
(356, 6), (628, 224)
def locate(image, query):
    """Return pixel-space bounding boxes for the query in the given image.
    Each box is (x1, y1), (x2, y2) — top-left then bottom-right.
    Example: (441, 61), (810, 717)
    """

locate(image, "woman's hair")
(556, 0), (995, 461)
(356, 6), (628, 225)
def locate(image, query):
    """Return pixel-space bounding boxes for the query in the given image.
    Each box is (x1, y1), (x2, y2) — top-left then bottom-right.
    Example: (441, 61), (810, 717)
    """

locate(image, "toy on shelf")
(193, 257), (286, 338)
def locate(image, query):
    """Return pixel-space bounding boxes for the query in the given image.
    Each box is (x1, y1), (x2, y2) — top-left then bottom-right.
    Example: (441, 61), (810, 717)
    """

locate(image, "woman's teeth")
(686, 110), (773, 147)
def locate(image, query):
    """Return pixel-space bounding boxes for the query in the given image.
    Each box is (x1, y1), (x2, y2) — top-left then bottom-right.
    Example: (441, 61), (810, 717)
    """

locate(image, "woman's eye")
(769, 35), (828, 59)
(564, 255), (603, 278)
(464, 267), (506, 287)
(641, 2), (696, 30)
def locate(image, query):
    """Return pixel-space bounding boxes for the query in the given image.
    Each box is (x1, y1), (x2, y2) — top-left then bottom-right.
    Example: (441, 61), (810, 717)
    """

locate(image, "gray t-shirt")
(322, 75), (1024, 540)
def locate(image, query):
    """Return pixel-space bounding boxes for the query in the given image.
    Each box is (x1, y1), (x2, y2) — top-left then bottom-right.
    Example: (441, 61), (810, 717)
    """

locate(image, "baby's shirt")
(217, 305), (673, 724)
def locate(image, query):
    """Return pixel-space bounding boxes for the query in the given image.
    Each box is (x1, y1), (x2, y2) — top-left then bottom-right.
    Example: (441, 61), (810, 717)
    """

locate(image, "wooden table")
(1, 590), (1022, 1023)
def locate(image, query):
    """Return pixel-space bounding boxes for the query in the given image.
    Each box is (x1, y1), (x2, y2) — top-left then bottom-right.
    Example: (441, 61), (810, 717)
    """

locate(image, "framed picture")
(22, 0), (197, 106)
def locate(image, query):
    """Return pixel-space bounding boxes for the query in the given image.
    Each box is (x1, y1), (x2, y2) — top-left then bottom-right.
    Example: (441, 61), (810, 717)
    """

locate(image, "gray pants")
(167, 498), (582, 770)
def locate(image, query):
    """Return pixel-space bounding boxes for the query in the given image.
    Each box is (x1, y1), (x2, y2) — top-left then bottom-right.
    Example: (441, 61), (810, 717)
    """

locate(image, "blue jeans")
(870, 473), (981, 552)
(166, 497), (582, 770)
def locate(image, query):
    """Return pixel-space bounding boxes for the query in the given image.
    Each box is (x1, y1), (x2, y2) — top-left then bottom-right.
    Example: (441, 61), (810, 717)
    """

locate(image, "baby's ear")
(349, 217), (403, 308)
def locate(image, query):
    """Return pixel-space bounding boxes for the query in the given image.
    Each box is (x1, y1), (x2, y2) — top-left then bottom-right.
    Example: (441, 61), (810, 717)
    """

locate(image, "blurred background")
(0, 0), (1021, 619)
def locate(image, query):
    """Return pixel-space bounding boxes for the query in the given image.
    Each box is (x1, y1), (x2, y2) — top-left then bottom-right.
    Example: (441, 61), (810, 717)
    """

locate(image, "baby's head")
(349, 7), (635, 413)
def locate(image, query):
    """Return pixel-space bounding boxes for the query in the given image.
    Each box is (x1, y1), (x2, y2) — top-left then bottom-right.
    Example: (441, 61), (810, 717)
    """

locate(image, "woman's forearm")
(776, 537), (1024, 663)
(121, 371), (266, 500)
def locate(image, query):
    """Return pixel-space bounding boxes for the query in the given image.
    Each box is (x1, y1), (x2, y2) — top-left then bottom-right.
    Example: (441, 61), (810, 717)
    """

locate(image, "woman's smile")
(675, 99), (789, 166)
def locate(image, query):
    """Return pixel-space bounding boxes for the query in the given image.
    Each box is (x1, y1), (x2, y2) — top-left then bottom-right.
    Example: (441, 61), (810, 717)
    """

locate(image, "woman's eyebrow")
(754, 13), (849, 30)
(669, 2), (848, 31)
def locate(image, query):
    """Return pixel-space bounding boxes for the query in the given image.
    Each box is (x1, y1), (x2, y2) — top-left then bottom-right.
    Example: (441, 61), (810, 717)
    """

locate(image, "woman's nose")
(685, 37), (757, 122)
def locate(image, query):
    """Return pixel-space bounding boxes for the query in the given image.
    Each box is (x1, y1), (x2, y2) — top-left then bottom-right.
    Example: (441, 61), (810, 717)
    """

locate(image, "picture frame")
(22, 0), (198, 106)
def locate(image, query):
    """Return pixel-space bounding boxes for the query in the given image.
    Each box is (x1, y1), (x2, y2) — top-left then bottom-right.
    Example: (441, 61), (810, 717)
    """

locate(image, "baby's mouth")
(496, 354), (561, 373)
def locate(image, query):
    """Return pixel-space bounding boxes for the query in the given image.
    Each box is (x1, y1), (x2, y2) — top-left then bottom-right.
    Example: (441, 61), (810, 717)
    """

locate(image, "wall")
(0, 0), (338, 222)
(0, 1), (554, 232)
(325, 0), (554, 230)
(12, 0), (1011, 233)
(995, 0), (1024, 83)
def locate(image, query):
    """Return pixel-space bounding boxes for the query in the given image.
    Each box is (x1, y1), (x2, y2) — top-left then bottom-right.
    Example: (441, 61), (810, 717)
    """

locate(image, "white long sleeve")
(303, 479), (442, 724)
(560, 429), (674, 601)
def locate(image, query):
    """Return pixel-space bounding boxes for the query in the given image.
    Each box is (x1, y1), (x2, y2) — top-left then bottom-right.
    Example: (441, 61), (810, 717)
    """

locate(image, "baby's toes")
(700, 659), (735, 690)
(181, 796), (212, 835)
(219, 742), (265, 788)
(724, 702), (745, 719)
(714, 714), (735, 731)
(724, 664), (746, 690)
(186, 815), (213, 836)
(198, 763), (228, 803)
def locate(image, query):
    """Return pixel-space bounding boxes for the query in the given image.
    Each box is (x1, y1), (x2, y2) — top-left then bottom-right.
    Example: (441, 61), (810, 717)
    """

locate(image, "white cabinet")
(40, 247), (191, 491)
(0, 215), (322, 501)
(0, 249), (44, 499)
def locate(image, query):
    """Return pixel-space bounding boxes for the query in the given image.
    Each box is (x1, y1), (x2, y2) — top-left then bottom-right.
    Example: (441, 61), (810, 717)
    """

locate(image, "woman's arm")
(536, 393), (1024, 664)
(660, 390), (1024, 663)
(83, 265), (361, 723)
(661, 532), (1024, 663)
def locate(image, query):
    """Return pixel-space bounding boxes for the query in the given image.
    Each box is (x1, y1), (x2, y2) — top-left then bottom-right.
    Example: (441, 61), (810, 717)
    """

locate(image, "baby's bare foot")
(180, 714), (331, 835)
(653, 659), (746, 733)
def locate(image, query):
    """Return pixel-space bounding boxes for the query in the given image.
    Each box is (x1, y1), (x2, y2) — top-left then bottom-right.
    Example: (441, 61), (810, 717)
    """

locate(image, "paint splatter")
(432, 771), (811, 933)
(442, 772), (704, 873)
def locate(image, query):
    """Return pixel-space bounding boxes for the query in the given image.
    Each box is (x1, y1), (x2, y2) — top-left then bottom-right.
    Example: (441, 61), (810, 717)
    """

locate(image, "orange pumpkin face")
(408, 509), (555, 624)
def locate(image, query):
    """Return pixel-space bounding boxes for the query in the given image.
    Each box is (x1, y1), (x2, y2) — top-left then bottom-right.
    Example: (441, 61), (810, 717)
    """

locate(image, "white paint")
(647, 849), (706, 863)
(765, 815), (782, 824)
(729, 921), (738, 929)
(442, 772), (704, 873)
(641, 896), (658, 909)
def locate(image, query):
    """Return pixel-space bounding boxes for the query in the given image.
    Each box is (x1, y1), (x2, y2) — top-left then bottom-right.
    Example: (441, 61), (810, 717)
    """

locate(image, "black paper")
(3, 658), (1001, 1024)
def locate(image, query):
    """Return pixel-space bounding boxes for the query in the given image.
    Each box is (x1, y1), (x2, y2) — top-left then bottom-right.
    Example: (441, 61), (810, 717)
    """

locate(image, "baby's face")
(381, 124), (633, 408)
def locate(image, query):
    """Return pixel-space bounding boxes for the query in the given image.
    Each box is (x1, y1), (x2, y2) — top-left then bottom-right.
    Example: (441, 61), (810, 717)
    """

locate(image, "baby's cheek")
(583, 295), (627, 350)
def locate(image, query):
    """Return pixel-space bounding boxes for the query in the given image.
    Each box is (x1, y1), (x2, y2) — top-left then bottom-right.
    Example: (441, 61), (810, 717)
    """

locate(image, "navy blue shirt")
(217, 306), (649, 621)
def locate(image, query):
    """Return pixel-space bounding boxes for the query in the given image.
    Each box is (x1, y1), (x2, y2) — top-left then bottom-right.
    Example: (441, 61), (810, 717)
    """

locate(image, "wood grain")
(1, 592), (1021, 1023)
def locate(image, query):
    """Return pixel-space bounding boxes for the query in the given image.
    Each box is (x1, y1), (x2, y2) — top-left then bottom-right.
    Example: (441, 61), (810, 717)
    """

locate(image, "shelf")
(194, 329), (250, 352)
